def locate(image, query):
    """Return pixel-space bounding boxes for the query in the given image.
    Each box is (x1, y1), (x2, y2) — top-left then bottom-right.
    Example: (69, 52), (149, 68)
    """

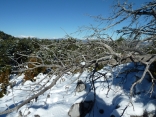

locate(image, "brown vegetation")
(0, 66), (10, 98)
(24, 57), (46, 81)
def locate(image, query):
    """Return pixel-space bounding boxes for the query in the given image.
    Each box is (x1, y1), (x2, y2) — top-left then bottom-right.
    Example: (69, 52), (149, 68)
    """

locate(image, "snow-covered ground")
(0, 63), (156, 117)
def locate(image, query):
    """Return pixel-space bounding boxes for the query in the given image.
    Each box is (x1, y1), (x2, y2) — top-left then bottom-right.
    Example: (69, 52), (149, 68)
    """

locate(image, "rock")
(34, 115), (40, 117)
(68, 100), (94, 117)
(76, 80), (85, 92)
(144, 100), (156, 117)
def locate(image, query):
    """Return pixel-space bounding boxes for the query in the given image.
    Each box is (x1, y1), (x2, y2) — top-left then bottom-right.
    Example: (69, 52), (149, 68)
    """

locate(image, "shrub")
(0, 66), (11, 98)
(24, 57), (46, 81)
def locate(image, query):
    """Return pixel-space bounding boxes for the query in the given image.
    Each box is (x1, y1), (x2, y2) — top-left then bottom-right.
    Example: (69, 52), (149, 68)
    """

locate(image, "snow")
(80, 62), (85, 66)
(0, 62), (156, 117)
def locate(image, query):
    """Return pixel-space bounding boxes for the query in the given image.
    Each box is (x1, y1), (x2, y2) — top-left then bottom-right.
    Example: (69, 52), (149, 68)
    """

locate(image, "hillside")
(0, 31), (14, 40)
(0, 30), (155, 117)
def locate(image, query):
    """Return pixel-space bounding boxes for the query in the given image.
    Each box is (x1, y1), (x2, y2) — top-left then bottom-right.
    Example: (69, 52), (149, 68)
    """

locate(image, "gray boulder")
(68, 100), (94, 117)
(76, 80), (85, 92)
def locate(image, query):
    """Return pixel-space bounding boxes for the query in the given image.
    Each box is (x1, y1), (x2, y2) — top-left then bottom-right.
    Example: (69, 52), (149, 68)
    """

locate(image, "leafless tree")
(0, 0), (156, 116)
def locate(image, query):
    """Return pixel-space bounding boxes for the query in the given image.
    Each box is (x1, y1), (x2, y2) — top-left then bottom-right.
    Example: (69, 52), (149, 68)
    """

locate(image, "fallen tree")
(0, 0), (156, 116)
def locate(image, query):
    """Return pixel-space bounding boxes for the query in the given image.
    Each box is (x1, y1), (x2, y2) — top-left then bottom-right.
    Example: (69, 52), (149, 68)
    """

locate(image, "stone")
(34, 115), (40, 117)
(76, 80), (85, 92)
(68, 100), (94, 117)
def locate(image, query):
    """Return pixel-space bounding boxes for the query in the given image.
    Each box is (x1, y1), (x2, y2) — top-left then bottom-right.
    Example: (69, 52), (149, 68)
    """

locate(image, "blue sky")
(0, 0), (150, 39)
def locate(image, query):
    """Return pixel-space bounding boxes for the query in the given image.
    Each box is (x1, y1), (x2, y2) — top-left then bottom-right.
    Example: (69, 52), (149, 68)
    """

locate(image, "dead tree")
(77, 0), (156, 115)
(0, 0), (156, 116)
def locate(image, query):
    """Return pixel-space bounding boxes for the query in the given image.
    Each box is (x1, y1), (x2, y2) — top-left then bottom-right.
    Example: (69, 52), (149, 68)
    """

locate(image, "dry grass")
(0, 66), (10, 98)
(24, 57), (46, 81)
